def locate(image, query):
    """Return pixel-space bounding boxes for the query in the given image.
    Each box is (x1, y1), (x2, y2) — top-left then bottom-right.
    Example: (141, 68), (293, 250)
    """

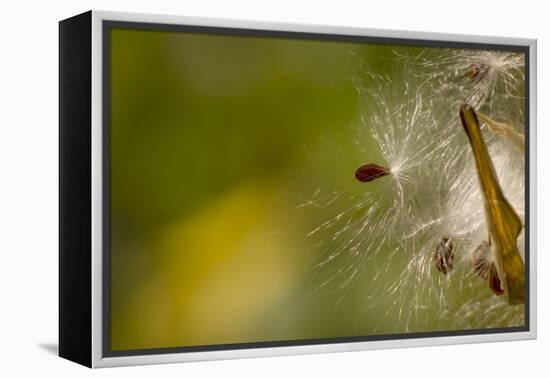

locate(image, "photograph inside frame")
(105, 24), (528, 353)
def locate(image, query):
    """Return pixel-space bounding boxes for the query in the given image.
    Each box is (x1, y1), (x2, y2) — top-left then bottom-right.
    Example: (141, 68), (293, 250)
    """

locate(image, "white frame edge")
(90, 10), (537, 368)
(91, 10), (104, 369)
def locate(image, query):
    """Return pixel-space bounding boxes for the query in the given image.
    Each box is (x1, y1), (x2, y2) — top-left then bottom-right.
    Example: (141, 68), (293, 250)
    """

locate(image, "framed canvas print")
(59, 10), (537, 368)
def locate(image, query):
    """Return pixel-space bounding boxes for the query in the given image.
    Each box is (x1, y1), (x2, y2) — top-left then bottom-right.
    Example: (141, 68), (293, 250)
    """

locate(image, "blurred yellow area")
(111, 183), (307, 350)
(108, 27), (378, 350)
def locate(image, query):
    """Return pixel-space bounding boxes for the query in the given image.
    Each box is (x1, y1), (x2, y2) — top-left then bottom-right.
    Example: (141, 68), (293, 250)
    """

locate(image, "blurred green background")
(108, 28), (509, 351)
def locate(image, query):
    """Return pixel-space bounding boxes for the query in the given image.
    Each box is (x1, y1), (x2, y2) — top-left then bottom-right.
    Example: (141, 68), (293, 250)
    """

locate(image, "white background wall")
(0, 0), (547, 376)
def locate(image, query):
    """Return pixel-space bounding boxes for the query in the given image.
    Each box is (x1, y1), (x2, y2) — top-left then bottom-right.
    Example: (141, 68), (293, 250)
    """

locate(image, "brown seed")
(471, 241), (504, 296)
(433, 237), (454, 274)
(355, 163), (389, 183)
(471, 241), (491, 279)
(467, 63), (489, 83)
(488, 263), (504, 296)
